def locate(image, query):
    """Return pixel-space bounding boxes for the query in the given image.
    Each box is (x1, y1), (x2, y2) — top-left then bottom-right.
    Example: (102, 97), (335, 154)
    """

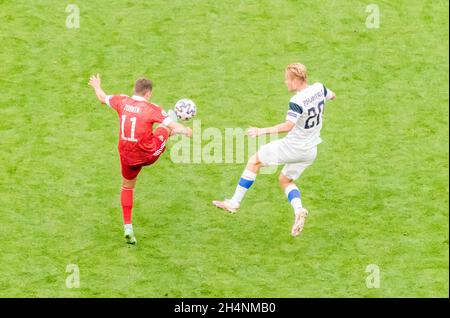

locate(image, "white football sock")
(285, 184), (302, 213)
(230, 169), (257, 205)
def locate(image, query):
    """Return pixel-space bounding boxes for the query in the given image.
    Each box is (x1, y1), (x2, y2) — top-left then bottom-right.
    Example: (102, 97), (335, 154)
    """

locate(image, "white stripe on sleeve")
(162, 117), (173, 126)
(105, 95), (112, 107)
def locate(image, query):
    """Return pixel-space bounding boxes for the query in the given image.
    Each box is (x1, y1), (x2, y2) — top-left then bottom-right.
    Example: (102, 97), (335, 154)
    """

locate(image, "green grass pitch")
(0, 0), (448, 297)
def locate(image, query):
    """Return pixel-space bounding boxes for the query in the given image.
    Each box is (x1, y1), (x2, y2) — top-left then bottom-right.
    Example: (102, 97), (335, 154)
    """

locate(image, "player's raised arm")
(247, 121), (295, 137)
(88, 74), (107, 104)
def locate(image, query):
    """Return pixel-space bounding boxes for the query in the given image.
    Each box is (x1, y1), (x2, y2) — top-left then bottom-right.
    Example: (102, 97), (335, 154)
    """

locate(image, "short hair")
(286, 63), (307, 82)
(134, 77), (153, 96)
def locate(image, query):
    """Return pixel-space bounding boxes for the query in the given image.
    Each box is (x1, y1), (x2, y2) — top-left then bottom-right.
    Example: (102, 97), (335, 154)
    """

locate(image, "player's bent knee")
(248, 153), (262, 166)
(279, 173), (293, 187)
(155, 125), (170, 136)
(246, 155), (262, 173)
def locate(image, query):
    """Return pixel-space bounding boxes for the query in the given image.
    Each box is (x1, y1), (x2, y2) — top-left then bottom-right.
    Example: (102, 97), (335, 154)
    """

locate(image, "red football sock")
(121, 187), (134, 224)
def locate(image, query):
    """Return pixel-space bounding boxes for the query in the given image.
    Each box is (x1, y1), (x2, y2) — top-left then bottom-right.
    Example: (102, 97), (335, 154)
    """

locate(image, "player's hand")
(247, 127), (261, 137)
(88, 74), (101, 89)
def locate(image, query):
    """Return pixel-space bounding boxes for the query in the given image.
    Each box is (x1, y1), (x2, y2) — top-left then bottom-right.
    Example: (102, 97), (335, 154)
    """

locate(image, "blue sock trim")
(287, 189), (300, 202)
(238, 178), (254, 189)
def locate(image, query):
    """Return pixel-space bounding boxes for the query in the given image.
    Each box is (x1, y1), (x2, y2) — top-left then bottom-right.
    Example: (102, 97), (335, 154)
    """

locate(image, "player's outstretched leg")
(279, 173), (308, 236)
(121, 177), (137, 244)
(213, 153), (262, 213)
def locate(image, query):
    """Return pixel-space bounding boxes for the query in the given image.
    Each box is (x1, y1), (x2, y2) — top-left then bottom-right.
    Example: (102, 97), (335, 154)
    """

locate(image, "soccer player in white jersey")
(213, 63), (336, 236)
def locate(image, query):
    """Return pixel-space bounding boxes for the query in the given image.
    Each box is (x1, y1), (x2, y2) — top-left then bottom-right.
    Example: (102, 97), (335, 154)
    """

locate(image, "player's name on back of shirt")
(124, 104), (141, 113)
(302, 88), (324, 106)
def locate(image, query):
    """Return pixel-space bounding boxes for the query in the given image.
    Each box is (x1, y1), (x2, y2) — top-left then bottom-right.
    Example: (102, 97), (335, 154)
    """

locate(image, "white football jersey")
(284, 82), (334, 150)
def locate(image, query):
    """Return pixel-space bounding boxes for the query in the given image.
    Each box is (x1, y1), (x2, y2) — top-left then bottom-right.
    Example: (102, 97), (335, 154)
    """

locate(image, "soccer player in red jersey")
(88, 74), (192, 244)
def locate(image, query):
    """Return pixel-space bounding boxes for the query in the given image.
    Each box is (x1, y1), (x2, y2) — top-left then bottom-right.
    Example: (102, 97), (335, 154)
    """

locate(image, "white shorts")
(257, 139), (317, 181)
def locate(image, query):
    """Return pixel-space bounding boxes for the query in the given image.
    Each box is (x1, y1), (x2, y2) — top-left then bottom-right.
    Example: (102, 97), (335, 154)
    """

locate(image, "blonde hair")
(286, 63), (307, 82)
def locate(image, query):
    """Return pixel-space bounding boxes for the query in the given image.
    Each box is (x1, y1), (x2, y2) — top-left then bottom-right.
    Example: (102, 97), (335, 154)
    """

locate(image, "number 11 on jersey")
(121, 115), (138, 142)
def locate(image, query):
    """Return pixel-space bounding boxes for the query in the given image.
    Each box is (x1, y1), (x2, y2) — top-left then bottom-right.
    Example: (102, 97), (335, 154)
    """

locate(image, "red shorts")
(120, 127), (169, 180)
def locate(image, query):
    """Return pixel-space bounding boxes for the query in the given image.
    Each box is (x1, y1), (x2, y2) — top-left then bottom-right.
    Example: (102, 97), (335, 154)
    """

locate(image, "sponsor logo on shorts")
(153, 141), (166, 157)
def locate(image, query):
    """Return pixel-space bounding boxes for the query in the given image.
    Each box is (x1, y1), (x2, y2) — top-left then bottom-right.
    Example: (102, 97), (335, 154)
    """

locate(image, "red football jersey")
(106, 94), (173, 165)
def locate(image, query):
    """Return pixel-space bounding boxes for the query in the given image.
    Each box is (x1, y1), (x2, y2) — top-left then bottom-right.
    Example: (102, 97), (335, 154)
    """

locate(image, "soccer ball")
(174, 99), (197, 121)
